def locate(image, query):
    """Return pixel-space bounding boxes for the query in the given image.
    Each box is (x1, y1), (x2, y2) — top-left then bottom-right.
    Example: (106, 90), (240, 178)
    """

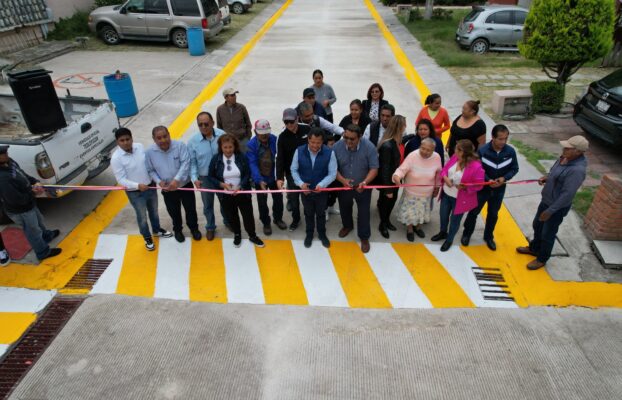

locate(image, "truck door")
(145, 0), (172, 38)
(118, 0), (148, 36)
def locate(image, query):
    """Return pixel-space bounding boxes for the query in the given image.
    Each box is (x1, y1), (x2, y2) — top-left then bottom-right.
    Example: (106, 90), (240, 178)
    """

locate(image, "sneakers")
(288, 221), (299, 232)
(274, 220), (287, 230)
(145, 237), (155, 251)
(0, 250), (10, 267)
(39, 248), (62, 261)
(233, 234), (242, 248)
(156, 229), (173, 238)
(327, 206), (340, 215)
(249, 236), (265, 248)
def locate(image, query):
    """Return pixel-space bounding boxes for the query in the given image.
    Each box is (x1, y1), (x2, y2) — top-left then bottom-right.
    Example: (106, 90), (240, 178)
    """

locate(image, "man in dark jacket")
(0, 145), (61, 262)
(462, 124), (519, 251)
(363, 103), (395, 146)
(516, 135), (589, 270)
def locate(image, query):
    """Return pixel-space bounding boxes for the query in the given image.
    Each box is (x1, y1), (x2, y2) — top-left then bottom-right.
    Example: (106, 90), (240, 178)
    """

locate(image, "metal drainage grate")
(63, 258), (112, 290)
(0, 296), (84, 400)
(472, 266), (515, 302)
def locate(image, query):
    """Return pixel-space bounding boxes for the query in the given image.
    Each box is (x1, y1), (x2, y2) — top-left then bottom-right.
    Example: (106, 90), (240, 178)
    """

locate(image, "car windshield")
(599, 69), (622, 96)
(463, 10), (482, 22)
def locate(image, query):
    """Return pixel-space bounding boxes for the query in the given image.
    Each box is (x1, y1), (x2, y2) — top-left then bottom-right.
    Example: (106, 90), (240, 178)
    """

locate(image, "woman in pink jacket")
(431, 139), (485, 252)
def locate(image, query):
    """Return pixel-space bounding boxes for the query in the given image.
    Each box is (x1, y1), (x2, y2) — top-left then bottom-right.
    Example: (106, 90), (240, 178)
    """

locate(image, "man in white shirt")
(110, 128), (173, 251)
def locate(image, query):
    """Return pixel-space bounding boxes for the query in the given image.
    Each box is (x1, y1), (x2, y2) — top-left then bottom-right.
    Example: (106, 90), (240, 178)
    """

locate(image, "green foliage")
(95, 0), (123, 7)
(432, 8), (453, 20)
(519, 0), (614, 85)
(47, 11), (91, 41)
(530, 81), (565, 114)
(510, 139), (556, 175)
(408, 7), (422, 22)
(572, 186), (596, 216)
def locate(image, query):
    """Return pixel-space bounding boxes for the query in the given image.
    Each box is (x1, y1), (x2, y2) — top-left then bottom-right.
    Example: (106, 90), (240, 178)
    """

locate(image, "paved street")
(1, 0), (622, 398)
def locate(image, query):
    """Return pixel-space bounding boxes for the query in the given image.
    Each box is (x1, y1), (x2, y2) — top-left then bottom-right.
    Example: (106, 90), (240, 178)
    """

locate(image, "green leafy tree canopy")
(519, 0), (614, 85)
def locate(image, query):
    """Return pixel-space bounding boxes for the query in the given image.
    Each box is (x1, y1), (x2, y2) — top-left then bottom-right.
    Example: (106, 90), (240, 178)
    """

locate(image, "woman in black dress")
(447, 100), (486, 156)
(339, 99), (371, 133)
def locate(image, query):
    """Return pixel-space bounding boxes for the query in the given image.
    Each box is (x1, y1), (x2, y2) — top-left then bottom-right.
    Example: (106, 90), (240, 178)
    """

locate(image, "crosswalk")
(91, 234), (518, 309)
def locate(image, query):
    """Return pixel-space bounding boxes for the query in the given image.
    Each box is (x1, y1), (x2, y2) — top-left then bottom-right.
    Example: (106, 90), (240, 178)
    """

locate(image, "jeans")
(301, 192), (328, 236)
(221, 193), (256, 236)
(7, 207), (54, 260)
(255, 181), (284, 226)
(529, 202), (570, 264)
(463, 185), (506, 241)
(199, 176), (229, 231)
(439, 192), (464, 244)
(287, 178), (301, 224)
(126, 189), (161, 239)
(161, 182), (199, 233)
(338, 189), (371, 240)
(377, 188), (399, 226)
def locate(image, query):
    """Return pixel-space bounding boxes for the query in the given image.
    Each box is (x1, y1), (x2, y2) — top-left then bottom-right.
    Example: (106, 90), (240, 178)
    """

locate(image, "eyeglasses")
(226, 159), (232, 171)
(198, 122), (210, 127)
(284, 120), (296, 125)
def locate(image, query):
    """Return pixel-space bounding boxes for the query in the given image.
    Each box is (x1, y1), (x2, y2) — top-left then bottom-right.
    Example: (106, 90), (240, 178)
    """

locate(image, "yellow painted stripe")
(115, 235), (158, 297)
(189, 238), (227, 303)
(255, 240), (308, 305)
(393, 243), (475, 308)
(328, 242), (391, 308)
(0, 312), (36, 344)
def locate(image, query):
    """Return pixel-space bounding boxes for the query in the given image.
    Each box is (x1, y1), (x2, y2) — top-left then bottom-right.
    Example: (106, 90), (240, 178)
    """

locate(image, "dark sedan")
(574, 69), (622, 147)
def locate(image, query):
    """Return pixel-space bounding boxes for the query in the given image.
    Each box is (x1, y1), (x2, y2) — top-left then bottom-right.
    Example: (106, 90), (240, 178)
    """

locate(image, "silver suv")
(455, 5), (528, 54)
(88, 0), (223, 48)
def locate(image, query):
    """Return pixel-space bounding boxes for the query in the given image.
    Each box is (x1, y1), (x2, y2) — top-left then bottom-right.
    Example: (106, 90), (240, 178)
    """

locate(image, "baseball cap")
(254, 119), (271, 135)
(560, 135), (589, 152)
(282, 108), (298, 121)
(0, 145), (8, 155)
(222, 88), (238, 97)
(303, 87), (315, 98)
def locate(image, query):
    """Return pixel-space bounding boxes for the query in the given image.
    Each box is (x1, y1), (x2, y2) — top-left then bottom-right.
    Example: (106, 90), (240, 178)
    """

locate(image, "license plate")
(596, 99), (610, 113)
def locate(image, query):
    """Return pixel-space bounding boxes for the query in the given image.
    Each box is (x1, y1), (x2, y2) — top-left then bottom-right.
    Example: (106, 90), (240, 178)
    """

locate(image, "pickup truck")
(0, 93), (119, 217)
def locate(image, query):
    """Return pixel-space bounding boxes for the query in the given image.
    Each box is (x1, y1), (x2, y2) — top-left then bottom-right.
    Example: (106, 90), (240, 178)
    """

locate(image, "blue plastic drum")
(187, 27), (206, 56)
(103, 73), (139, 118)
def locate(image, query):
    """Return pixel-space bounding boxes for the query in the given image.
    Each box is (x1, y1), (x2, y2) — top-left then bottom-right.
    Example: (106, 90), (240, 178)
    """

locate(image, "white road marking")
(91, 234), (128, 294)
(0, 344), (8, 357)
(154, 238), (191, 300)
(292, 240), (349, 307)
(222, 238), (265, 304)
(0, 287), (55, 313)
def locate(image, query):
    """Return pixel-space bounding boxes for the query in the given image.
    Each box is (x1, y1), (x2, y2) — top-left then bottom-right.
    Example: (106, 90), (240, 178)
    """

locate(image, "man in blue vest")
(290, 127), (337, 248)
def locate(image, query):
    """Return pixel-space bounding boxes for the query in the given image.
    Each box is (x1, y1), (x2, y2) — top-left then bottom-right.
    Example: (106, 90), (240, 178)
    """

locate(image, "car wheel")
(171, 28), (188, 48)
(470, 38), (489, 54)
(100, 25), (120, 45)
(232, 2), (244, 14)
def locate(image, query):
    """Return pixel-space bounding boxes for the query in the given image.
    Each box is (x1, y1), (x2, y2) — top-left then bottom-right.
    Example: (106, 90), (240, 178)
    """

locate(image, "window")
(464, 10), (482, 22)
(486, 11), (512, 25)
(201, 0), (220, 15)
(125, 0), (145, 13)
(171, 0), (200, 16)
(145, 0), (169, 14)
(514, 11), (527, 25)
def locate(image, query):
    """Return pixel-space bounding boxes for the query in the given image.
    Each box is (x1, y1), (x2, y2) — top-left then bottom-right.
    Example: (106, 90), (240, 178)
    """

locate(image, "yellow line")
(115, 235), (158, 297)
(255, 240), (308, 305)
(189, 238), (227, 303)
(0, 0), (292, 291)
(328, 242), (391, 308)
(393, 243), (475, 308)
(0, 312), (36, 344)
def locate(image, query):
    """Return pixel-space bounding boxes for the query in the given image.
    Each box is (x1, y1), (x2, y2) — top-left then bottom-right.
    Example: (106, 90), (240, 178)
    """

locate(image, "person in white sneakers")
(0, 233), (10, 267)
(111, 128), (173, 251)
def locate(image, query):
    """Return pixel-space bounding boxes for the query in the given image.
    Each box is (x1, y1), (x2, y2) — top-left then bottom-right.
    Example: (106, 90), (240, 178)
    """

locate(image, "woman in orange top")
(416, 93), (451, 139)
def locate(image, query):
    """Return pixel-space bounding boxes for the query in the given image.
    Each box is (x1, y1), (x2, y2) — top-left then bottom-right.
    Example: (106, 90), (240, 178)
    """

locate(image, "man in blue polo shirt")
(291, 127), (337, 248)
(462, 124), (519, 251)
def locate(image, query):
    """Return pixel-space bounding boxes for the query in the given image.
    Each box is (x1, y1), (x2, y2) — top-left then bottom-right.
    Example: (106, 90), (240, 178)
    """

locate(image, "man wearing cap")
(0, 145), (62, 262)
(296, 88), (327, 119)
(276, 108), (311, 232)
(216, 88), (252, 152)
(246, 119), (287, 235)
(517, 135), (589, 270)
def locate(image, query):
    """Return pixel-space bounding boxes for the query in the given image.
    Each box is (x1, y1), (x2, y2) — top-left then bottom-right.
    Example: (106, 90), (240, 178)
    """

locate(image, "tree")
(519, 0), (615, 86)
(424, 0), (434, 20)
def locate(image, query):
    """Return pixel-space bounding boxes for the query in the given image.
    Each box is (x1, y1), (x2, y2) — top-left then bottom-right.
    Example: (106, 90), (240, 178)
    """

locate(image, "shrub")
(432, 8), (453, 20)
(530, 81), (565, 114)
(95, 0), (123, 7)
(47, 11), (90, 41)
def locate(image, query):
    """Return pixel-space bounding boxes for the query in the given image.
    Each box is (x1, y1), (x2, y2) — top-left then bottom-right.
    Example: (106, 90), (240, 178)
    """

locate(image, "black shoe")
(289, 221), (299, 232)
(233, 234), (242, 248)
(461, 235), (470, 247)
(440, 240), (452, 252)
(263, 225), (272, 236)
(319, 235), (330, 248)
(485, 238), (497, 251)
(144, 237), (155, 251)
(249, 236), (265, 248)
(379, 224), (390, 239)
(275, 220), (287, 230)
(414, 227), (425, 238)
(191, 230), (202, 241)
(386, 222), (397, 231)
(174, 231), (185, 243)
(48, 229), (60, 242)
(39, 248), (62, 261)
(431, 232), (447, 242)
(406, 231), (415, 242)
(304, 235), (313, 248)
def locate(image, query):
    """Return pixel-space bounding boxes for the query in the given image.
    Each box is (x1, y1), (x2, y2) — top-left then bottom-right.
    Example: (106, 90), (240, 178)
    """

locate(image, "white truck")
(0, 93), (119, 216)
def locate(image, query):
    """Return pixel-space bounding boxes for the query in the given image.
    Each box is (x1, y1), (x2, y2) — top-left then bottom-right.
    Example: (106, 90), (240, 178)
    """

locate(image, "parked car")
(574, 69), (622, 147)
(218, 0), (230, 25)
(227, 0), (252, 15)
(455, 5), (528, 54)
(88, 0), (223, 48)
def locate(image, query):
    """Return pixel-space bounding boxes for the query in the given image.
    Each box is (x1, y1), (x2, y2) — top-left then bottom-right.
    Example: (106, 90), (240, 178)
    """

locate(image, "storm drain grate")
(472, 267), (515, 302)
(63, 258), (112, 290)
(0, 296), (84, 400)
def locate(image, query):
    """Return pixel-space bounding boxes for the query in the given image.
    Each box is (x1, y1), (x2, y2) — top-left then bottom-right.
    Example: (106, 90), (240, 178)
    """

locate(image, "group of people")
(0, 70), (590, 272)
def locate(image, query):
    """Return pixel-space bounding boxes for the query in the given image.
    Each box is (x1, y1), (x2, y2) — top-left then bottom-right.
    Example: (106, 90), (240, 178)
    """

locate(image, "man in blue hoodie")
(246, 119), (287, 236)
(517, 135), (589, 270)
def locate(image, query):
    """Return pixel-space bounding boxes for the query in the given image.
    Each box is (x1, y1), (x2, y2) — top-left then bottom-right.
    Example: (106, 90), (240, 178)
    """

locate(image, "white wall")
(46, 0), (96, 20)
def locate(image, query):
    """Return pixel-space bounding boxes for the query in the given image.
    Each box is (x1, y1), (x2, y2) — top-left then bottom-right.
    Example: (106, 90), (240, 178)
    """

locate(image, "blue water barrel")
(103, 73), (138, 118)
(187, 27), (205, 56)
